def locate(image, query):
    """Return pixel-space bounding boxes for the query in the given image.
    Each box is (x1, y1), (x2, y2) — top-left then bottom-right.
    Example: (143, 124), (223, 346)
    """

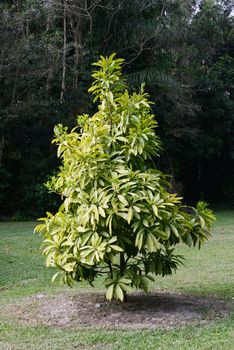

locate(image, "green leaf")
(117, 212), (128, 221)
(106, 283), (115, 301)
(127, 207), (133, 224)
(171, 224), (179, 238)
(186, 233), (193, 247)
(152, 205), (158, 216)
(63, 262), (76, 272)
(135, 230), (144, 249)
(140, 277), (149, 292)
(109, 244), (123, 252)
(133, 206), (141, 213)
(99, 207), (106, 218)
(199, 216), (205, 228)
(118, 278), (131, 284)
(118, 195), (128, 206)
(77, 226), (88, 233)
(146, 232), (160, 252)
(51, 271), (60, 283)
(119, 283), (132, 293)
(115, 284), (124, 301)
(108, 236), (117, 244)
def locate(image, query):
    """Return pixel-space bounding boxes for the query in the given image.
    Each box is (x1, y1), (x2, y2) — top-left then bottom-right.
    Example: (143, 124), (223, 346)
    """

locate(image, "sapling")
(35, 54), (215, 301)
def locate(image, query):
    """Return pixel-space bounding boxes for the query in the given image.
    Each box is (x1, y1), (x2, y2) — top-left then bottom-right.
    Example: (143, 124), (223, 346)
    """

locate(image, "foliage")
(35, 54), (215, 301)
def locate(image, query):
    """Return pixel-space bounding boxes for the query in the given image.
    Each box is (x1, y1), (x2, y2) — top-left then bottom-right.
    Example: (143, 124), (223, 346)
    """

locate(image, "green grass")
(0, 210), (234, 350)
(1, 320), (234, 350)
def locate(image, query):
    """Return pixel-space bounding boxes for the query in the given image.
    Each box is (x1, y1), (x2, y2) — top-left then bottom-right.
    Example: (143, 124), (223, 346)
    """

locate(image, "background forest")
(0, 0), (233, 219)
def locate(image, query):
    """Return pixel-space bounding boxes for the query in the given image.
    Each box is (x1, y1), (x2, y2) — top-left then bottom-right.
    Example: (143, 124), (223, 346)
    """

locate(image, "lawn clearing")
(0, 210), (234, 349)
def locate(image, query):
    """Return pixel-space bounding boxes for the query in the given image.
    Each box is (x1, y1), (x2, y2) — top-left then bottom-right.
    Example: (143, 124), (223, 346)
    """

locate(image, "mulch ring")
(4, 291), (234, 329)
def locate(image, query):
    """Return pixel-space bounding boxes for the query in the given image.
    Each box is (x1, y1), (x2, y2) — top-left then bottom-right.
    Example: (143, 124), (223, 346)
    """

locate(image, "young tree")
(35, 54), (215, 301)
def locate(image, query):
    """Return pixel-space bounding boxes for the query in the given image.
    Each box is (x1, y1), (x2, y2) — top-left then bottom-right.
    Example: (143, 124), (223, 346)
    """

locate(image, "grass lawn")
(0, 210), (234, 349)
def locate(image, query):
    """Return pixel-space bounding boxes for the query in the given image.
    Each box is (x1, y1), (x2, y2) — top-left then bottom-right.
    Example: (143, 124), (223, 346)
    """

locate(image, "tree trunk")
(60, 1), (67, 103)
(70, 18), (81, 90)
(0, 136), (5, 167)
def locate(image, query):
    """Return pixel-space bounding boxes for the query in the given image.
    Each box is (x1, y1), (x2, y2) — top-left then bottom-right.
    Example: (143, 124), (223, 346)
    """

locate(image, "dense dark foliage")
(0, 0), (233, 218)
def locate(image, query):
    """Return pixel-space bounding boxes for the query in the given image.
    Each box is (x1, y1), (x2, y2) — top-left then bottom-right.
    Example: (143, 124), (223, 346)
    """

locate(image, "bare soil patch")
(5, 291), (234, 329)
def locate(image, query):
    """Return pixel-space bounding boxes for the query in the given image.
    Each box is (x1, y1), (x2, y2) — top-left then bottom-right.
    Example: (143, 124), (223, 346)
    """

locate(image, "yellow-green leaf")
(106, 283), (114, 301)
(115, 284), (124, 301)
(127, 207), (133, 224)
(118, 195), (128, 206)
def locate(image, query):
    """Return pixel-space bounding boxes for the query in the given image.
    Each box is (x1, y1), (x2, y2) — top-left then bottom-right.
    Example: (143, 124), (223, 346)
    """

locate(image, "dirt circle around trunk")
(7, 291), (234, 329)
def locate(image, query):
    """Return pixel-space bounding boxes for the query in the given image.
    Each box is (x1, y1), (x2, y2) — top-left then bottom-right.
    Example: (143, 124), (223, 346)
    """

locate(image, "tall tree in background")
(0, 0), (233, 218)
(180, 0), (234, 201)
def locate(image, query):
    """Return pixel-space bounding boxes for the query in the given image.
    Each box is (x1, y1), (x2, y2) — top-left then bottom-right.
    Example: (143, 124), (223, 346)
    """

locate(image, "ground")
(5, 291), (234, 329)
